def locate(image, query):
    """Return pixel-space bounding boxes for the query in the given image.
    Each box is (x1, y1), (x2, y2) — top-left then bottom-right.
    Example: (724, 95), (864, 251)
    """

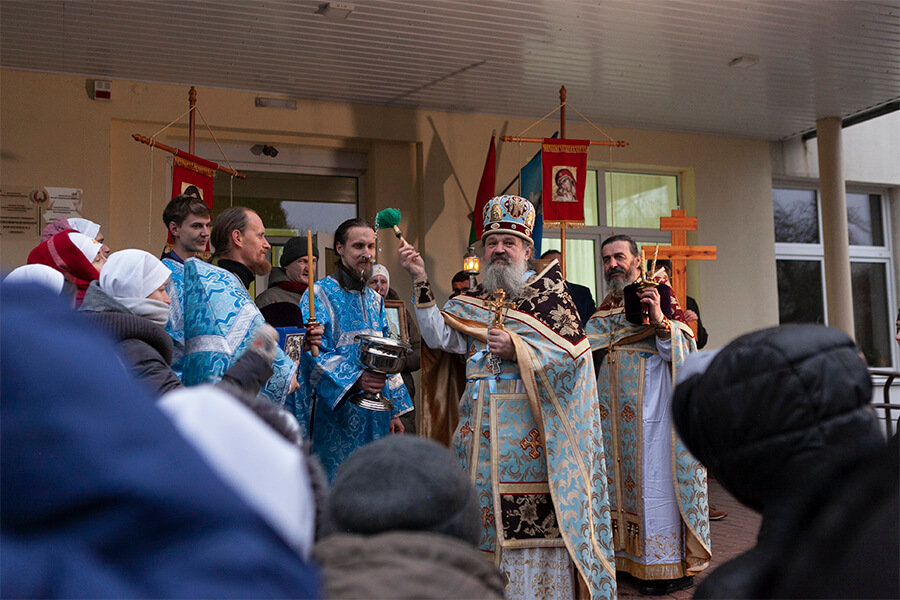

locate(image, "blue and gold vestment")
(300, 272), (412, 481)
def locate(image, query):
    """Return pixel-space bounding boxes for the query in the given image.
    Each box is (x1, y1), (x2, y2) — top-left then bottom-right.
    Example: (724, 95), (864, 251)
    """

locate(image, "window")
(543, 169), (678, 303)
(773, 186), (896, 367)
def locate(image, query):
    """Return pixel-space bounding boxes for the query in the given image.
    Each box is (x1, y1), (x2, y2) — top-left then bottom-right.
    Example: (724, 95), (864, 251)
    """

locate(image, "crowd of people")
(2, 192), (897, 599)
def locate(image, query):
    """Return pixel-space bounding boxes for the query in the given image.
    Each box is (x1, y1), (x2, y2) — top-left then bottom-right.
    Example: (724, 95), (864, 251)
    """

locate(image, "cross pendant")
(488, 352), (503, 379)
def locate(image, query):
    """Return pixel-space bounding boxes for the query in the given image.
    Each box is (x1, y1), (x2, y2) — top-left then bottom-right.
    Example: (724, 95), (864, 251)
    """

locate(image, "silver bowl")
(349, 334), (412, 412)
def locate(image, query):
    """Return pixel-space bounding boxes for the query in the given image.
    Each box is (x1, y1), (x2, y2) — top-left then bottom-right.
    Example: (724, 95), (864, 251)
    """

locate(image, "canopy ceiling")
(2, 0), (898, 140)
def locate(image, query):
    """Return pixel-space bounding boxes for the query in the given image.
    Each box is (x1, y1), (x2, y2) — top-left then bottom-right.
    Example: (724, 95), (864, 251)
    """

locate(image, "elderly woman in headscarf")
(40, 216), (110, 257)
(79, 249), (277, 398)
(366, 264), (422, 434)
(28, 231), (106, 306)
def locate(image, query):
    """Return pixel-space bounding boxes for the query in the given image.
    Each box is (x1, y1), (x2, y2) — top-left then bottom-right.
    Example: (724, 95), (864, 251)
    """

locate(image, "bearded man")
(299, 218), (412, 480)
(399, 196), (616, 600)
(210, 206), (272, 294)
(585, 234), (711, 596)
(177, 205), (313, 411)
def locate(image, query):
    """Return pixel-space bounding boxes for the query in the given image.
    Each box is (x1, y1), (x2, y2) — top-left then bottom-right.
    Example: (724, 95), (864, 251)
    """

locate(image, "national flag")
(519, 132), (558, 255)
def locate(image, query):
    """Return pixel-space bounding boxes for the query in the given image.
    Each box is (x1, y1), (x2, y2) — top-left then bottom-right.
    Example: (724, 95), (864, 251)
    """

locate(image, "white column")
(816, 117), (855, 339)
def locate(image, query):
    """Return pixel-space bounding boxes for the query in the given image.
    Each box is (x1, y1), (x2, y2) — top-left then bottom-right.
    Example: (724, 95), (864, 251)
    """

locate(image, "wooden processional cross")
(499, 86), (627, 279)
(642, 209), (717, 335)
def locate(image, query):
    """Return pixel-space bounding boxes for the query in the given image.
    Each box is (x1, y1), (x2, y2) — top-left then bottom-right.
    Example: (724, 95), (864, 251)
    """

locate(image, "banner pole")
(188, 87), (197, 155)
(559, 86), (567, 277)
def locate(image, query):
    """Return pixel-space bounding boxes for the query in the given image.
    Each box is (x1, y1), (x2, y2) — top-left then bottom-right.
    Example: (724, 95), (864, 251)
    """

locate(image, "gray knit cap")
(325, 436), (481, 546)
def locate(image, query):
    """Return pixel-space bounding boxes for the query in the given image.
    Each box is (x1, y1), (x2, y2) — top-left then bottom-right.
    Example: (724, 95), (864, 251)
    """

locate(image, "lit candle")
(651, 245), (659, 278)
(307, 230), (319, 358)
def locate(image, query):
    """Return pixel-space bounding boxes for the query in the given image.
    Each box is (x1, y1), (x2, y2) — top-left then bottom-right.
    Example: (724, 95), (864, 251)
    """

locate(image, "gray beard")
(605, 266), (638, 296)
(483, 258), (527, 299)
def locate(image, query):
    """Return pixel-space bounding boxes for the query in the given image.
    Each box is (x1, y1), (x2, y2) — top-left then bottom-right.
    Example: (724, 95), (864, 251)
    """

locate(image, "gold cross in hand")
(485, 289), (514, 329)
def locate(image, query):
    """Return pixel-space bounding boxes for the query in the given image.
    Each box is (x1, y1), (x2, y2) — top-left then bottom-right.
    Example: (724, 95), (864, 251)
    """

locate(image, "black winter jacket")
(672, 324), (892, 598)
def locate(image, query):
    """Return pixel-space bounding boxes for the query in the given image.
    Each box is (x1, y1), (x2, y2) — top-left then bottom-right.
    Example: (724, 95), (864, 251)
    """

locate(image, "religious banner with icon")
(168, 152), (216, 245)
(171, 152), (216, 207)
(540, 138), (589, 227)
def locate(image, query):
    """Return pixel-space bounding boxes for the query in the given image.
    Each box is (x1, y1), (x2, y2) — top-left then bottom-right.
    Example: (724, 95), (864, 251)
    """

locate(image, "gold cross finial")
(485, 289), (514, 329)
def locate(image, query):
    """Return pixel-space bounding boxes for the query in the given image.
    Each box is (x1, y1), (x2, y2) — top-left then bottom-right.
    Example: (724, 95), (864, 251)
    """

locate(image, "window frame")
(542, 166), (681, 301)
(773, 179), (897, 368)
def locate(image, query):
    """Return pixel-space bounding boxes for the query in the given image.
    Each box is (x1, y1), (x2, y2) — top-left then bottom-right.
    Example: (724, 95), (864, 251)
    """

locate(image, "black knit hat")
(325, 436), (481, 545)
(280, 236), (318, 268)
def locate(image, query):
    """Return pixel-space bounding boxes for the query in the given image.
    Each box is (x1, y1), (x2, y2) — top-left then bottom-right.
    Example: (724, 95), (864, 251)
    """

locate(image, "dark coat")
(386, 288), (421, 434)
(685, 295), (708, 349)
(257, 267), (306, 328)
(1, 282), (320, 598)
(673, 324), (891, 598)
(79, 282), (272, 398)
(80, 282), (182, 396)
(566, 281), (596, 326)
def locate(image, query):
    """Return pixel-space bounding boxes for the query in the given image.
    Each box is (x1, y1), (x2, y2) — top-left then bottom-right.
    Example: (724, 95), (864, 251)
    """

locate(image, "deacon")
(159, 193), (212, 374)
(585, 234), (710, 596)
(299, 218), (412, 480)
(398, 195), (616, 600)
(161, 193), (212, 265)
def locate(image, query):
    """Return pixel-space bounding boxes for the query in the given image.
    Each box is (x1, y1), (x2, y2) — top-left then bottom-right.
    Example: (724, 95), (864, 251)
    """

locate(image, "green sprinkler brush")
(374, 208), (408, 247)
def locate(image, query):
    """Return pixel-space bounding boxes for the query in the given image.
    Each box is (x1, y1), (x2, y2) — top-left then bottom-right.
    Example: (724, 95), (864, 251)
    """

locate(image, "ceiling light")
(728, 55), (759, 69)
(315, 2), (354, 19)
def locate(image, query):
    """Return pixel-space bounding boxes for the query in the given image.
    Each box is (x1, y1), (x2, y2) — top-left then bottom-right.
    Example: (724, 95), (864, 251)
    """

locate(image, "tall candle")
(307, 230), (315, 321)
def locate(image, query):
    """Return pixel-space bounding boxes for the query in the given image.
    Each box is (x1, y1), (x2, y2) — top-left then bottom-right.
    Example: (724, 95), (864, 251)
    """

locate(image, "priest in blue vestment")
(299, 218), (412, 480)
(398, 196), (616, 600)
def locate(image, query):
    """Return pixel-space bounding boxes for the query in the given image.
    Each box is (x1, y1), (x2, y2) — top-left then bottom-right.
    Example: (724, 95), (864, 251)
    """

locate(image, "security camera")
(250, 144), (279, 158)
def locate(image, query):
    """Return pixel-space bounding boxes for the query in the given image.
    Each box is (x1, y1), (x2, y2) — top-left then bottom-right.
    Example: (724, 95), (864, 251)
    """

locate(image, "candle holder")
(305, 319), (320, 357)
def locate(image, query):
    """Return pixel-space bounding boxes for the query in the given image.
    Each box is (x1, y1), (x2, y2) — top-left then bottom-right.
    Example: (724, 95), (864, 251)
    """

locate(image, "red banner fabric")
(471, 134), (497, 243)
(169, 155), (215, 243)
(541, 138), (589, 226)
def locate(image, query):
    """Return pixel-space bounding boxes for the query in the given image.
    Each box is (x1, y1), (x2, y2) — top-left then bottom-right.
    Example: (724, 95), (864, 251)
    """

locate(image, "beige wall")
(2, 69), (779, 347)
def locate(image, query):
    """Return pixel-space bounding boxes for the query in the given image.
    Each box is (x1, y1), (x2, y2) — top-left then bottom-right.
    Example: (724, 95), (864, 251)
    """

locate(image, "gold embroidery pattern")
(549, 304), (580, 337)
(482, 506), (495, 528)
(519, 428), (542, 459)
(500, 494), (560, 539)
(412, 275), (435, 307)
(624, 475), (636, 493)
(621, 404), (635, 423)
(644, 531), (681, 561)
(459, 420), (473, 438)
(599, 405), (610, 421)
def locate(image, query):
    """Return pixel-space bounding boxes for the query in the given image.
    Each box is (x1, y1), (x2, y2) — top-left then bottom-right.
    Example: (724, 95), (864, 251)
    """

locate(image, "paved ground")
(617, 477), (761, 599)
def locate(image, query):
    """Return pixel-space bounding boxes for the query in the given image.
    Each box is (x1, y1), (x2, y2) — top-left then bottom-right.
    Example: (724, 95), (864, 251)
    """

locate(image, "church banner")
(171, 152), (216, 208)
(169, 152), (216, 245)
(541, 138), (589, 227)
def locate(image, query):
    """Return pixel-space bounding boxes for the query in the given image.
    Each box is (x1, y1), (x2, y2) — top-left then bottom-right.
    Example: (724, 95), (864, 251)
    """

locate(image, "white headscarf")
(67, 217), (101, 241)
(100, 249), (172, 326)
(368, 264), (390, 288)
(4, 264), (66, 294)
(67, 231), (103, 263)
(159, 385), (316, 559)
